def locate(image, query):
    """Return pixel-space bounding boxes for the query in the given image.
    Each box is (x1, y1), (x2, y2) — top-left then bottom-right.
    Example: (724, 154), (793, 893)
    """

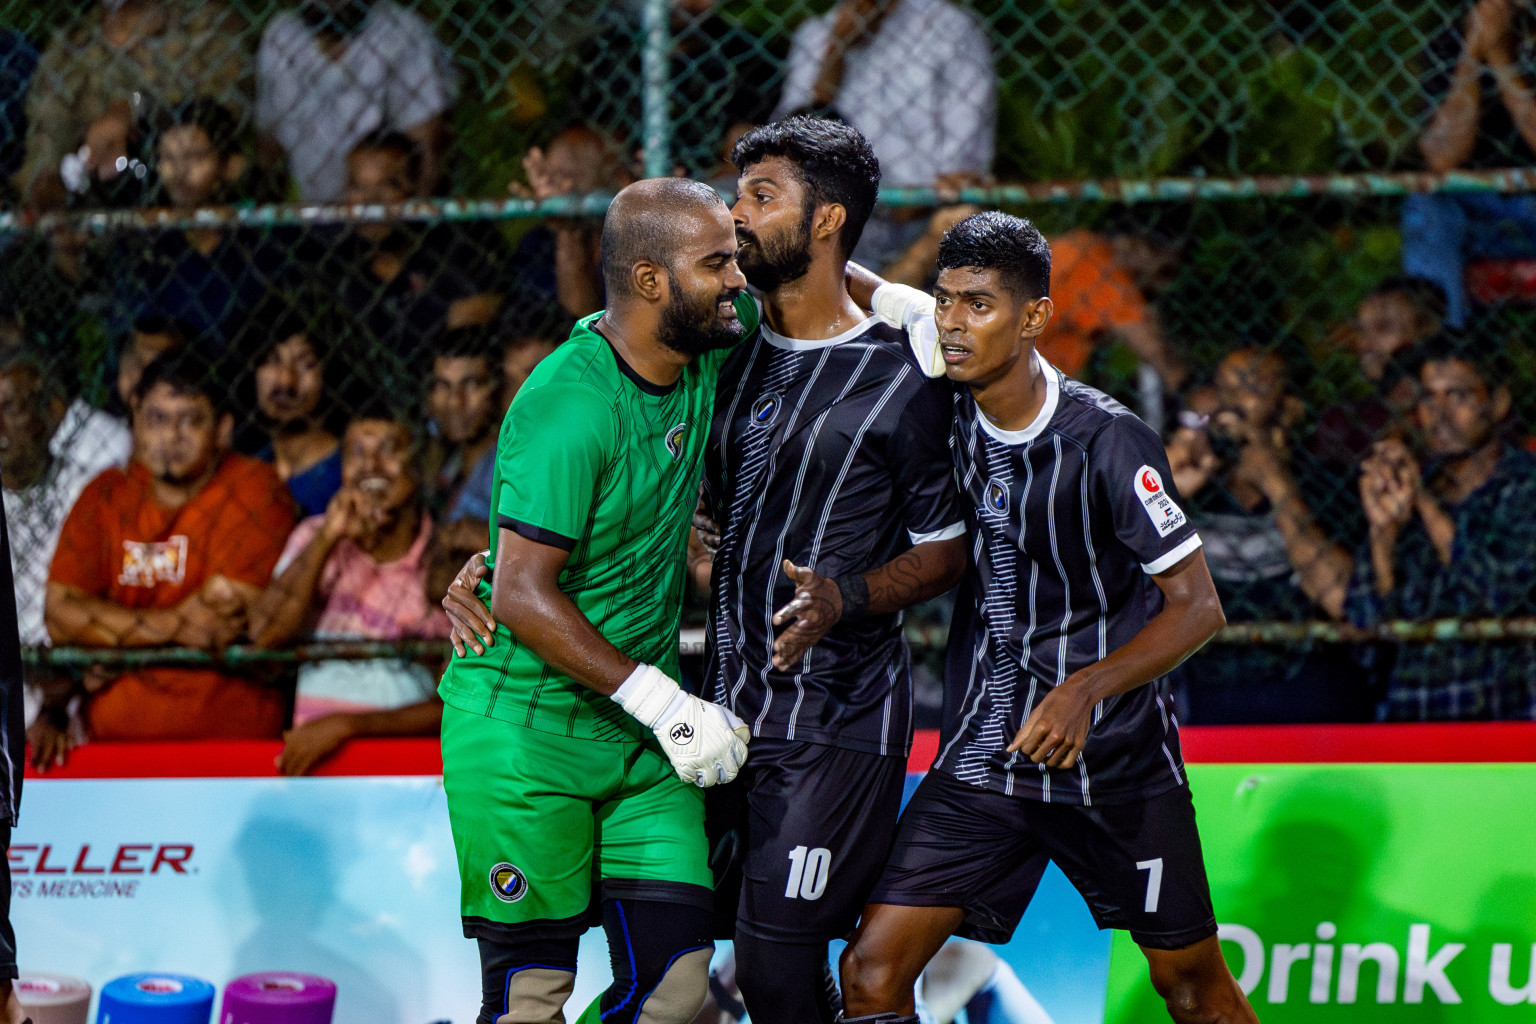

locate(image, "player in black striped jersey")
(692, 117), (968, 1024)
(838, 213), (1261, 1024)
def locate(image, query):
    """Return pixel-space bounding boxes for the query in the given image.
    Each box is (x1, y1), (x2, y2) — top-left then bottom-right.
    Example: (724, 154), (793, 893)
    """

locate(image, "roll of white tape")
(16, 973), (92, 1024)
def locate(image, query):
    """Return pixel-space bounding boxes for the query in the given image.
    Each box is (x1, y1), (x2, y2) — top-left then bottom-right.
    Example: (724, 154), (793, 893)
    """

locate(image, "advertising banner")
(13, 771), (1112, 1024)
(1105, 764), (1536, 1022)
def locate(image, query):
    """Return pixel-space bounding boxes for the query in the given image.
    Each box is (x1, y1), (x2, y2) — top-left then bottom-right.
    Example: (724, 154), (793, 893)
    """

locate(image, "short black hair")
(432, 324), (500, 372)
(936, 211), (1052, 302)
(1412, 330), (1506, 390)
(350, 129), (423, 186)
(599, 177), (729, 299)
(731, 116), (881, 258)
(134, 346), (228, 414)
(1366, 274), (1448, 325)
(160, 98), (241, 158)
(346, 393), (419, 443)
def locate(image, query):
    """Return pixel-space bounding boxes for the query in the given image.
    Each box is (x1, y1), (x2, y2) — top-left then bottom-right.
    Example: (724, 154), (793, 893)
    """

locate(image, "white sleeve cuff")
(909, 522), (966, 546)
(1141, 534), (1203, 575)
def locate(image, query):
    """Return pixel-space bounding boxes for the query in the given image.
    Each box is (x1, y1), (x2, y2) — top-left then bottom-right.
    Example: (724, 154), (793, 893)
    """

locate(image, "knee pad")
(598, 895), (715, 1024)
(477, 932), (580, 1024)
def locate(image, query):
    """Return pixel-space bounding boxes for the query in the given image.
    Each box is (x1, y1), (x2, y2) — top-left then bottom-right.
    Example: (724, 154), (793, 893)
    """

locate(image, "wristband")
(834, 573), (870, 620)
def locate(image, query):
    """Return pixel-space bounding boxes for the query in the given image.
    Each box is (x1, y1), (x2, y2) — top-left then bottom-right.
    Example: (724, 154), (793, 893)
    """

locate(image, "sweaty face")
(345, 149), (414, 243)
(933, 267), (1036, 388)
(0, 369), (55, 483)
(1417, 359), (1500, 460)
(657, 205), (748, 358)
(158, 125), (227, 209)
(341, 418), (417, 515)
(732, 158), (816, 292)
(135, 385), (225, 486)
(256, 335), (325, 426)
(427, 355), (497, 445)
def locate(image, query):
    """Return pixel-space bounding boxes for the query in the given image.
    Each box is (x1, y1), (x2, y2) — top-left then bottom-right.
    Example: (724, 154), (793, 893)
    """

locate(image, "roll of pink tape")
(16, 973), (92, 1024)
(218, 975), (335, 1024)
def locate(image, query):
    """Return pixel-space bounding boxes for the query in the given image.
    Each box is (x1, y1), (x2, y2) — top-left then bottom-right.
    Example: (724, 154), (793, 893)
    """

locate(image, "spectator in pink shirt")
(251, 401), (450, 774)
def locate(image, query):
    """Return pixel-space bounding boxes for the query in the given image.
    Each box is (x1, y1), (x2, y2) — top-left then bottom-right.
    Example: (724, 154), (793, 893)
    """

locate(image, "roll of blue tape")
(96, 975), (215, 1024)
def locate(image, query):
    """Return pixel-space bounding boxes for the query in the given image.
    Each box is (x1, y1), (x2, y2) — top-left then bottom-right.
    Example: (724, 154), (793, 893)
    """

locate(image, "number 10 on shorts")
(784, 846), (831, 900)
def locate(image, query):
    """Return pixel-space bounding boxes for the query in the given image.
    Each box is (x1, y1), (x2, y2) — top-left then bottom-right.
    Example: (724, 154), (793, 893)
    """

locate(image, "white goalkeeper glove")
(873, 282), (943, 378)
(611, 664), (750, 787)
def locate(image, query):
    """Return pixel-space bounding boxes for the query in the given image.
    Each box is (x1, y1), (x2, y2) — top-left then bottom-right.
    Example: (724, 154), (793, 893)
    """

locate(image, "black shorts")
(707, 738), (906, 944)
(868, 769), (1217, 950)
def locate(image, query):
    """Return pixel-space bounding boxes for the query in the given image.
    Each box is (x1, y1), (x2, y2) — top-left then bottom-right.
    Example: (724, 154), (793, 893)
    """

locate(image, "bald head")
(600, 178), (732, 301)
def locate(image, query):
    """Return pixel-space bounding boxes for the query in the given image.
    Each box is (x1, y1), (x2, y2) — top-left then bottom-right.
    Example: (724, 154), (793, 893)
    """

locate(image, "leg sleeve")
(733, 932), (840, 1024)
(593, 898), (714, 1024)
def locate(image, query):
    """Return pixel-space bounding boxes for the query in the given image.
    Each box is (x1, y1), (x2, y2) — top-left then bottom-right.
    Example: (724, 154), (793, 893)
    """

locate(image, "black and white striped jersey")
(932, 352), (1202, 805)
(702, 314), (963, 758)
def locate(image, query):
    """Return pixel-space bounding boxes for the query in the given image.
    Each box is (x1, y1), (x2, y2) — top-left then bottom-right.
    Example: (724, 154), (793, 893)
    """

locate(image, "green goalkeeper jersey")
(438, 299), (757, 741)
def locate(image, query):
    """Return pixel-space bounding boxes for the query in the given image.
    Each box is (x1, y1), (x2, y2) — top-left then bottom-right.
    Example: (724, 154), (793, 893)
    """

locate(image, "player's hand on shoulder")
(1006, 676), (1097, 770)
(443, 550), (496, 656)
(771, 559), (843, 670)
(610, 664), (750, 787)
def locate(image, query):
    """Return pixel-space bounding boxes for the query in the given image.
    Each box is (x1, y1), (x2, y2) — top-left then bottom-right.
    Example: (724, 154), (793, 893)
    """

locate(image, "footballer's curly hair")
(936, 211), (1052, 303)
(731, 116), (881, 258)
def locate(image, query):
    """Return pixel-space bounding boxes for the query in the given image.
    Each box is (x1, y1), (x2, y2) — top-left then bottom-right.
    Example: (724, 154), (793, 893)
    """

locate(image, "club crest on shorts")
(664, 422), (687, 461)
(489, 861), (528, 903)
(984, 478), (1010, 516)
(750, 392), (781, 428)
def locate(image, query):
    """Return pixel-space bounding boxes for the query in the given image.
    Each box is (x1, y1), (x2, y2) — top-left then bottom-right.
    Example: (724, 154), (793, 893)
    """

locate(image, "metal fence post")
(641, 0), (672, 179)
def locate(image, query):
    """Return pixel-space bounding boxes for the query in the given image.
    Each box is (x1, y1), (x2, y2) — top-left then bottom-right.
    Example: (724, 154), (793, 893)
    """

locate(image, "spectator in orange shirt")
(1038, 228), (1184, 389)
(42, 348), (296, 747)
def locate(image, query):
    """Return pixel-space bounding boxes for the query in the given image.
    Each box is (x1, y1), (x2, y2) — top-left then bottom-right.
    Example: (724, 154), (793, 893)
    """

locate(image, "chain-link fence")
(3, 0), (1535, 755)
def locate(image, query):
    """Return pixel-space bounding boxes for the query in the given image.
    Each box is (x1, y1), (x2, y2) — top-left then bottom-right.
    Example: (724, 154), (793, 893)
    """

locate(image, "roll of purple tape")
(218, 975), (335, 1024)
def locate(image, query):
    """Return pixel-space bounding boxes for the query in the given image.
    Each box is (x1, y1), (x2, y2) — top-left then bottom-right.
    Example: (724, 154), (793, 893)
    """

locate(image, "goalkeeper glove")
(873, 282), (943, 378)
(611, 664), (750, 787)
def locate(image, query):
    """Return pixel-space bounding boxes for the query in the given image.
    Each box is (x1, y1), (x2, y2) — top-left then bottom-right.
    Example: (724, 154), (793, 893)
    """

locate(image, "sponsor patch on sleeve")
(1133, 466), (1186, 538)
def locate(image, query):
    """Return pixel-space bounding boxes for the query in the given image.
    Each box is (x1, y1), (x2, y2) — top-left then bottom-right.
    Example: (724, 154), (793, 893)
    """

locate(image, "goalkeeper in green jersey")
(437, 177), (756, 1024)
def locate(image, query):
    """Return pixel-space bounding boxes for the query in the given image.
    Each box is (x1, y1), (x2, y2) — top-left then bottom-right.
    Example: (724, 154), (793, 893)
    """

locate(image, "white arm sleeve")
(873, 282), (943, 378)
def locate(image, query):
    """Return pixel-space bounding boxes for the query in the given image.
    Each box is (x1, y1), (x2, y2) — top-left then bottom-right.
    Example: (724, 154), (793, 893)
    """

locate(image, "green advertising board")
(1106, 764), (1536, 1021)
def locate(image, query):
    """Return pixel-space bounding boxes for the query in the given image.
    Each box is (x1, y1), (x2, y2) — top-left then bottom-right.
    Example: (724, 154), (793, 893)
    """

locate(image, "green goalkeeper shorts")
(441, 703), (711, 930)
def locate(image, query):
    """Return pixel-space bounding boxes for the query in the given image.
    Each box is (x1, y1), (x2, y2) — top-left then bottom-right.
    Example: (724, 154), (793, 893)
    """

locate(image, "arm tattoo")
(861, 541), (965, 617)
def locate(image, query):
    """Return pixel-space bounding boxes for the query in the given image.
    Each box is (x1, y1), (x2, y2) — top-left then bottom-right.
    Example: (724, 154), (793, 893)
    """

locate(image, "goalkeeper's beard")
(657, 275), (746, 357)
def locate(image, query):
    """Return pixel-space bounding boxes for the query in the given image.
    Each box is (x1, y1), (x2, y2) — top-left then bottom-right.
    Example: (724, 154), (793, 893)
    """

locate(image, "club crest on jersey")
(750, 393), (782, 428)
(984, 479), (1010, 516)
(1133, 465), (1186, 537)
(489, 861), (528, 903)
(664, 422), (687, 461)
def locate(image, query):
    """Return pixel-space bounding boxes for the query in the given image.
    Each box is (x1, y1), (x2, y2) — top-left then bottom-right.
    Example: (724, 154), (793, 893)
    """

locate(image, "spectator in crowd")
(1347, 334), (1536, 721)
(497, 329), (558, 418)
(0, 351), (131, 651)
(18, 0), (249, 212)
(250, 403), (450, 775)
(507, 123), (635, 320)
(317, 131), (502, 395)
(1408, 0), (1536, 326)
(1309, 276), (1446, 468)
(257, 0), (456, 202)
(774, 0), (995, 267)
(123, 100), (286, 361)
(42, 349), (295, 746)
(422, 326), (499, 524)
(575, 0), (776, 177)
(247, 305), (346, 518)
(0, 350), (133, 767)
(1165, 347), (1368, 722)
(114, 314), (190, 415)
